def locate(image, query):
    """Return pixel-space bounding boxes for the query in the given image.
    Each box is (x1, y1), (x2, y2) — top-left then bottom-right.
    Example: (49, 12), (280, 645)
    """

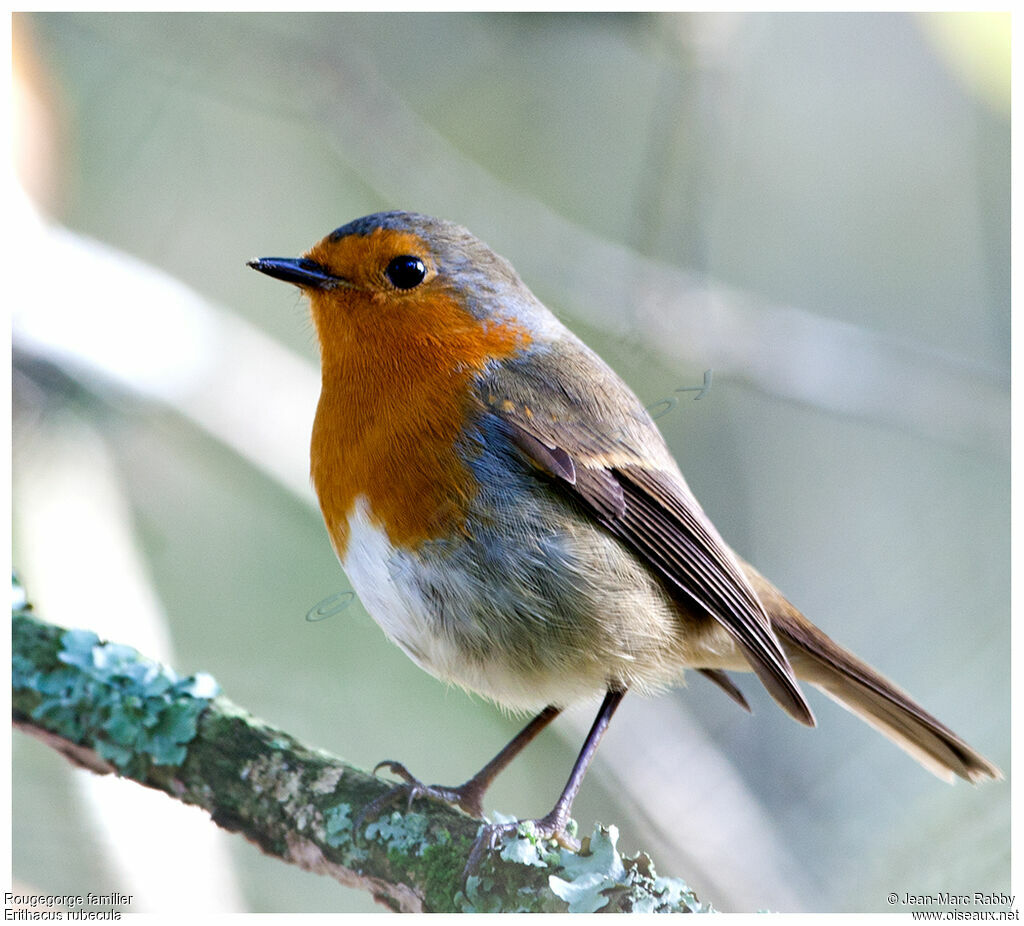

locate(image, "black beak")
(247, 257), (345, 290)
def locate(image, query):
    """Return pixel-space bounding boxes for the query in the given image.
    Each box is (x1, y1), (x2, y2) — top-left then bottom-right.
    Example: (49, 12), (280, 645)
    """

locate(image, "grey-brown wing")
(576, 461), (814, 725)
(477, 338), (813, 724)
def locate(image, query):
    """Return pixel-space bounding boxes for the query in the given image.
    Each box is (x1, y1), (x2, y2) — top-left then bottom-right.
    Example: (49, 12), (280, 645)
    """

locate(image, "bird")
(248, 210), (1000, 869)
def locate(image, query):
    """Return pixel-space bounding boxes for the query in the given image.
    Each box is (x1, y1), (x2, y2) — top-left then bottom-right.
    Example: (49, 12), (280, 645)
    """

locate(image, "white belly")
(340, 497), (452, 675)
(339, 497), (623, 710)
(337, 495), (728, 712)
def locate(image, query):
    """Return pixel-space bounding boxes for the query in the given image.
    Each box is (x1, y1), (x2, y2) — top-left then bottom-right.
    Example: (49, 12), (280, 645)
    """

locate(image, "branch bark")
(11, 605), (709, 913)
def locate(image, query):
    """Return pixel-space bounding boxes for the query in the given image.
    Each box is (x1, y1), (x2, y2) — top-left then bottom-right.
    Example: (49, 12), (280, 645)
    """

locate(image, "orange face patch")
(305, 227), (436, 293)
(304, 227), (531, 555)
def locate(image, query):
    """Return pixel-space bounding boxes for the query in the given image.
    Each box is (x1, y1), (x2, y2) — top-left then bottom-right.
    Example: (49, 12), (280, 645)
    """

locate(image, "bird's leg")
(355, 705), (561, 829)
(464, 687), (626, 878)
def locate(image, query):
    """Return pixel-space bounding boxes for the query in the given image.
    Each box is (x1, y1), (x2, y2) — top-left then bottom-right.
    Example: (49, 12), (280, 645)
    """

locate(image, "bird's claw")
(461, 814), (579, 882)
(354, 759), (487, 837)
(353, 760), (425, 833)
(357, 761), (579, 885)
(368, 760), (429, 812)
(371, 759), (417, 785)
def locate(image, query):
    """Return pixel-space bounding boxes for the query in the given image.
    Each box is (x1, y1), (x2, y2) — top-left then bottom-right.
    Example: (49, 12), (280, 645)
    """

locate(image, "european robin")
(248, 211), (1000, 868)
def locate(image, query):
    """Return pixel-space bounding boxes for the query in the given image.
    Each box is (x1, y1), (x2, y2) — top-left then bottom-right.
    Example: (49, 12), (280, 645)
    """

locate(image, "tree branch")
(11, 603), (710, 913)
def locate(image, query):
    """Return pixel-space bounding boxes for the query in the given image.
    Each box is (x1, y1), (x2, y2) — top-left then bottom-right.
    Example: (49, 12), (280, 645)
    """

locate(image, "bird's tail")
(742, 563), (1001, 784)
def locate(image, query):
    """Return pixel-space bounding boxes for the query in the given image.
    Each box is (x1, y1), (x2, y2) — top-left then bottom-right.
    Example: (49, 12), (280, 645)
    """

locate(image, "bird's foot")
(463, 808), (579, 881)
(354, 759), (486, 834)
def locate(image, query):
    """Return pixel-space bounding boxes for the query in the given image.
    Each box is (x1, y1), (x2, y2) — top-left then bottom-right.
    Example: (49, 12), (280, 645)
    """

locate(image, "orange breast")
(308, 279), (530, 557)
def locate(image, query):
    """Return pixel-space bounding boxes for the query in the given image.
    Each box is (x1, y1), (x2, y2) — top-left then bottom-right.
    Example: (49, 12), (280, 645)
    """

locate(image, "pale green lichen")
(15, 627), (219, 777)
(496, 815), (562, 869)
(365, 810), (432, 854)
(550, 826), (711, 913)
(319, 802), (368, 862)
(463, 822), (710, 914)
(549, 825), (629, 911)
(323, 803), (353, 847)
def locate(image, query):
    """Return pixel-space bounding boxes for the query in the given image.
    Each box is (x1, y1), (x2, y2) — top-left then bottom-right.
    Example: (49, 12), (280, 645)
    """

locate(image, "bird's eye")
(385, 255), (427, 290)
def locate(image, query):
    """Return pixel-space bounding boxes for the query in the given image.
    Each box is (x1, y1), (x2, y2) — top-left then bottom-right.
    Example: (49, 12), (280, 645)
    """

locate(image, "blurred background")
(11, 12), (1009, 914)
